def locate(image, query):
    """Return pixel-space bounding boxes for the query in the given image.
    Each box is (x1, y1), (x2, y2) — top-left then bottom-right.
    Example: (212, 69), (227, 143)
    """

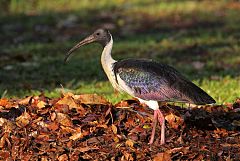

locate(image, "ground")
(0, 93), (240, 160)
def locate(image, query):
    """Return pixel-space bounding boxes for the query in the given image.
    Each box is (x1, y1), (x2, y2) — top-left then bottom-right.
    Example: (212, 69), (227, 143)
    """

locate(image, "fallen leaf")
(50, 112), (57, 121)
(69, 132), (84, 141)
(130, 126), (145, 133)
(62, 92), (74, 97)
(153, 152), (171, 161)
(1, 119), (15, 132)
(35, 134), (50, 143)
(60, 126), (76, 134)
(226, 155), (231, 161)
(113, 136), (120, 143)
(112, 124), (118, 134)
(46, 122), (59, 131)
(56, 113), (73, 127)
(165, 113), (184, 129)
(0, 150), (10, 160)
(28, 131), (38, 138)
(122, 152), (134, 161)
(213, 128), (228, 138)
(58, 154), (69, 161)
(167, 146), (190, 154)
(125, 139), (134, 148)
(40, 156), (48, 161)
(70, 128), (89, 140)
(36, 100), (46, 109)
(57, 95), (78, 109)
(18, 96), (32, 105)
(73, 94), (109, 105)
(0, 98), (8, 107)
(0, 133), (8, 148)
(57, 94), (86, 114)
(77, 146), (99, 152)
(16, 112), (31, 127)
(0, 118), (7, 126)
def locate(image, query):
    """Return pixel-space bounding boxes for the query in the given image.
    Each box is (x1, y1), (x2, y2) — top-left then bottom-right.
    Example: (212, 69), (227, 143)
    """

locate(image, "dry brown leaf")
(35, 134), (50, 143)
(57, 94), (86, 114)
(57, 95), (78, 109)
(0, 98), (8, 107)
(167, 146), (190, 154)
(46, 122), (59, 131)
(153, 152), (171, 161)
(0, 150), (10, 160)
(122, 152), (134, 161)
(58, 154), (69, 161)
(60, 126), (76, 133)
(226, 155), (231, 161)
(96, 124), (108, 128)
(0, 118), (7, 126)
(125, 139), (134, 148)
(165, 113), (184, 129)
(114, 99), (138, 108)
(29, 131), (38, 138)
(37, 100), (46, 109)
(125, 118), (135, 127)
(18, 96), (32, 105)
(130, 126), (145, 133)
(36, 121), (47, 128)
(56, 113), (73, 127)
(1, 119), (15, 133)
(0, 133), (8, 148)
(16, 112), (31, 127)
(213, 128), (228, 138)
(77, 146), (99, 152)
(70, 128), (89, 140)
(73, 94), (109, 105)
(1, 94), (240, 160)
(69, 132), (84, 141)
(50, 112), (57, 121)
(62, 92), (74, 97)
(112, 124), (118, 134)
(41, 156), (48, 161)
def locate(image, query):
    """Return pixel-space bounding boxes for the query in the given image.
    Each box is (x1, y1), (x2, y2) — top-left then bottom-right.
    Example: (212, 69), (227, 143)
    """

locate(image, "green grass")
(0, 0), (240, 104)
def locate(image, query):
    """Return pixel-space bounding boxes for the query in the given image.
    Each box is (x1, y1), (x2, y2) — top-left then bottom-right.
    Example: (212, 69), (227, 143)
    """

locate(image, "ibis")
(64, 28), (215, 145)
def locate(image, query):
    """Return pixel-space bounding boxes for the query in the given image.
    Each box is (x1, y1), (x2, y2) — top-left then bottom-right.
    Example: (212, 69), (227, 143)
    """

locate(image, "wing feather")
(113, 59), (215, 105)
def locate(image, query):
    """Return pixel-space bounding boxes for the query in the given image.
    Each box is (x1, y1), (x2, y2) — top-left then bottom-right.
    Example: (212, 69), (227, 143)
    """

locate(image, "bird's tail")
(182, 81), (216, 105)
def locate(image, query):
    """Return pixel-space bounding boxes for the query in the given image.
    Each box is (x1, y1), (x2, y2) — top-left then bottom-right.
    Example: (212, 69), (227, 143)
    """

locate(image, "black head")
(64, 28), (111, 62)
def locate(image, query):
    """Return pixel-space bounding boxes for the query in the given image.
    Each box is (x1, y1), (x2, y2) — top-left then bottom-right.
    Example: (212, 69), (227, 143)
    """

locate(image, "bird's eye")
(96, 32), (100, 36)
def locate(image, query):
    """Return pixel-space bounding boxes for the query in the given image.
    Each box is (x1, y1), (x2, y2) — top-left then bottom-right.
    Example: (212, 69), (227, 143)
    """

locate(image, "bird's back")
(113, 59), (215, 105)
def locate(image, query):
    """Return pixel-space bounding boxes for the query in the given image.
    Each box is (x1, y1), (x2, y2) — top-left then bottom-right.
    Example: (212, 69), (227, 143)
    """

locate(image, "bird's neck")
(101, 34), (116, 74)
(101, 34), (120, 89)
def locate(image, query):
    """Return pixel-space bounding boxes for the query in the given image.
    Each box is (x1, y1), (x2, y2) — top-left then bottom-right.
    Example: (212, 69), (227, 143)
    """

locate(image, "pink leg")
(156, 109), (165, 145)
(149, 110), (158, 144)
(149, 109), (165, 145)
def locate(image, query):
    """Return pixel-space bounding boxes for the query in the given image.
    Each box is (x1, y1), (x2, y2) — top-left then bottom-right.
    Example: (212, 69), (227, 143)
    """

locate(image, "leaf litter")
(0, 94), (240, 160)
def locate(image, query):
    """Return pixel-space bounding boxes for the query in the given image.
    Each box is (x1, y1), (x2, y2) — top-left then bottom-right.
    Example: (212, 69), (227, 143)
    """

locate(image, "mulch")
(0, 93), (240, 160)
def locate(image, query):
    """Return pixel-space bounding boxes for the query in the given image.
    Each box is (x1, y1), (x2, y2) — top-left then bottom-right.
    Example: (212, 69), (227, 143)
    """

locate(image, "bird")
(64, 28), (216, 145)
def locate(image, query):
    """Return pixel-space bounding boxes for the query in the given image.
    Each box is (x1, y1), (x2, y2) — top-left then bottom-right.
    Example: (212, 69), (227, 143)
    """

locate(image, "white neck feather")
(101, 34), (116, 73)
(101, 35), (120, 90)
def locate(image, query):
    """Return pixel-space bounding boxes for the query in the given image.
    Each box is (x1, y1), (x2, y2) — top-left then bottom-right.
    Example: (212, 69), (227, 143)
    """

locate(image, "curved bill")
(64, 34), (95, 63)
